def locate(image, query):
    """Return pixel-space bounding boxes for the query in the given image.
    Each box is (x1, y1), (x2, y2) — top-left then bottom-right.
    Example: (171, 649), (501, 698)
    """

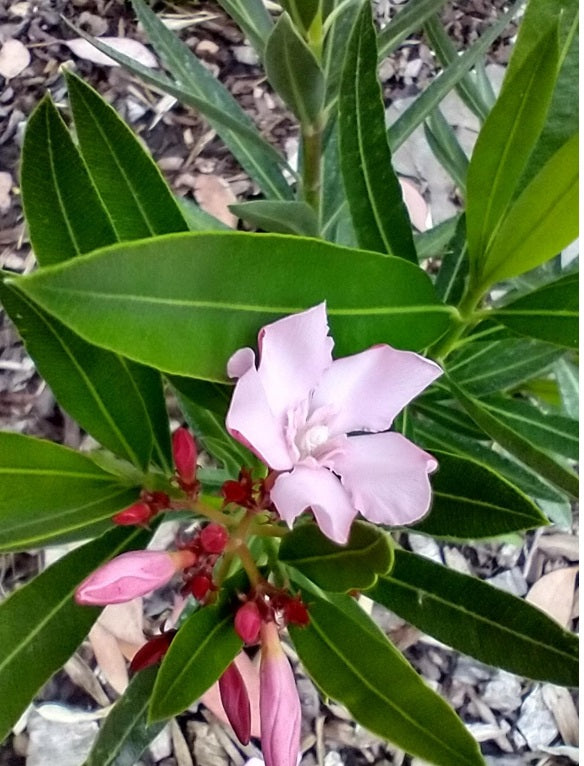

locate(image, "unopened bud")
(283, 598), (310, 627)
(112, 502), (153, 526)
(172, 427), (197, 486)
(219, 661), (251, 745)
(234, 601), (262, 644)
(191, 574), (212, 601)
(130, 630), (177, 672)
(200, 523), (229, 554)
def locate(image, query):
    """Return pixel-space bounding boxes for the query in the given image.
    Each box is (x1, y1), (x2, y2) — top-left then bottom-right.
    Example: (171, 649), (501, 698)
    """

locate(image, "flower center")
(296, 423), (330, 459)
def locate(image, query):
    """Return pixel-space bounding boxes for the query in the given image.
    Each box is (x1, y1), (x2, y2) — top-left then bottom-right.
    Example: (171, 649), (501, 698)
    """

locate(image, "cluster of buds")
(178, 522), (229, 603)
(234, 585), (309, 645)
(221, 468), (274, 513)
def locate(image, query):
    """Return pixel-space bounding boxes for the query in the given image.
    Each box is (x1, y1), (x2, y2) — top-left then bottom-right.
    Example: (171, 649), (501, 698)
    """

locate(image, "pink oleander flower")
(226, 303), (441, 544)
(75, 550), (196, 606)
(259, 621), (301, 766)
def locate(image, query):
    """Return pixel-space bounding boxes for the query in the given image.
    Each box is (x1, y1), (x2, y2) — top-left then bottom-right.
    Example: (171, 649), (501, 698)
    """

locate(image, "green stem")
(301, 117), (324, 217)
(428, 285), (486, 362)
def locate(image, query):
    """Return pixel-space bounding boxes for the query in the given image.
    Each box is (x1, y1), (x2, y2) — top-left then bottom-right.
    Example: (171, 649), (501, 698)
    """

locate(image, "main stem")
(301, 117), (323, 217)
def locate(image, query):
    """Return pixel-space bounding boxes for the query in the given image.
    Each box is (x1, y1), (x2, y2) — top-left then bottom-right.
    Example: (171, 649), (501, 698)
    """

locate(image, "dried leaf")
(542, 685), (579, 746)
(0, 39), (30, 79)
(399, 178), (429, 232)
(526, 566), (578, 628)
(89, 622), (131, 695)
(97, 599), (145, 646)
(64, 37), (158, 68)
(193, 175), (238, 228)
(0, 172), (12, 212)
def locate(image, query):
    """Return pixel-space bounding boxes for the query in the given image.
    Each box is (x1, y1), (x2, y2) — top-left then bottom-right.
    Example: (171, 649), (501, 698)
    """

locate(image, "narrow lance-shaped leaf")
(0, 280), (154, 472)
(413, 449), (548, 539)
(339, 2), (417, 262)
(448, 377), (578, 498)
(434, 213), (469, 305)
(85, 666), (166, 766)
(264, 13), (325, 125)
(424, 107), (469, 193)
(20, 96), (117, 266)
(479, 134), (578, 287)
(491, 272), (578, 349)
(279, 521), (394, 592)
(130, 0), (293, 200)
(289, 588), (484, 766)
(466, 27), (559, 269)
(229, 200), (319, 237)
(65, 71), (187, 240)
(11, 231), (454, 381)
(0, 431), (140, 551)
(387, 0), (523, 151)
(0, 525), (150, 742)
(369, 550), (578, 687)
(149, 605), (242, 721)
(377, 0), (449, 60)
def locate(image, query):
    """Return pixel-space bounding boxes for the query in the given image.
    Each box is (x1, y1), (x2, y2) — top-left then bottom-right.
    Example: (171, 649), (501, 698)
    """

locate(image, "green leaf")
(322, 0), (361, 111)
(149, 605), (242, 722)
(449, 378), (578, 498)
(289, 590), (483, 766)
(280, 0), (321, 36)
(215, 0), (273, 56)
(129, 0), (293, 200)
(279, 521), (394, 592)
(413, 449), (547, 539)
(491, 272), (578, 349)
(85, 666), (166, 766)
(20, 96), (117, 266)
(12, 231), (453, 381)
(414, 398), (483, 440)
(175, 196), (230, 232)
(479, 135), (578, 286)
(126, 360), (172, 472)
(424, 108), (469, 193)
(0, 525), (149, 742)
(413, 415), (569, 506)
(369, 550), (579, 687)
(423, 14), (490, 122)
(555, 357), (579, 418)
(0, 432), (140, 551)
(479, 395), (578, 461)
(377, 0), (449, 59)
(229, 200), (319, 236)
(446, 337), (564, 396)
(64, 71), (187, 240)
(320, 122), (356, 246)
(0, 280), (156, 471)
(168, 375), (257, 477)
(265, 13), (325, 124)
(413, 214), (459, 261)
(387, 0), (523, 151)
(339, 3), (417, 262)
(434, 214), (469, 305)
(466, 28), (559, 269)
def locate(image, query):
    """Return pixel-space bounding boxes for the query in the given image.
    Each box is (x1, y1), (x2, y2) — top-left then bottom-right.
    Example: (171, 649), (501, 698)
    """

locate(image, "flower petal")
(333, 433), (437, 526)
(311, 345), (442, 435)
(271, 465), (356, 544)
(226, 362), (294, 471)
(257, 303), (334, 418)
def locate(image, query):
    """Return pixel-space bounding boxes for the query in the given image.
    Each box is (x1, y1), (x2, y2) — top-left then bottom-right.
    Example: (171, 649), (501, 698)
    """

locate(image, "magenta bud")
(75, 549), (196, 606)
(219, 662), (251, 745)
(112, 502), (153, 526)
(259, 621), (301, 766)
(191, 574), (212, 601)
(200, 523), (229, 554)
(172, 427), (197, 485)
(234, 601), (262, 645)
(130, 630), (177, 672)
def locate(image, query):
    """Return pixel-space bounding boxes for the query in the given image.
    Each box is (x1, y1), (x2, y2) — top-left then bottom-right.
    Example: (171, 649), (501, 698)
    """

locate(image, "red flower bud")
(219, 661), (251, 745)
(112, 502), (153, 526)
(200, 523), (229, 554)
(172, 427), (197, 486)
(130, 630), (177, 672)
(221, 479), (250, 506)
(283, 598), (310, 627)
(191, 574), (212, 601)
(234, 601), (262, 644)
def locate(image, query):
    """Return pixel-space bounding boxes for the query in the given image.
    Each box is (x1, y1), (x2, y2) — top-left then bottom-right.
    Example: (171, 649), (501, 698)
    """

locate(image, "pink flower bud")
(75, 549), (196, 606)
(219, 661), (251, 745)
(200, 523), (229, 554)
(112, 502), (153, 526)
(259, 621), (301, 766)
(172, 427), (197, 486)
(234, 601), (262, 644)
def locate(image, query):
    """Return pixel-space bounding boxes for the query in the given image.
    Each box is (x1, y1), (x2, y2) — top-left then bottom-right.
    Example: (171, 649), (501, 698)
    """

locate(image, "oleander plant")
(0, 0), (578, 764)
